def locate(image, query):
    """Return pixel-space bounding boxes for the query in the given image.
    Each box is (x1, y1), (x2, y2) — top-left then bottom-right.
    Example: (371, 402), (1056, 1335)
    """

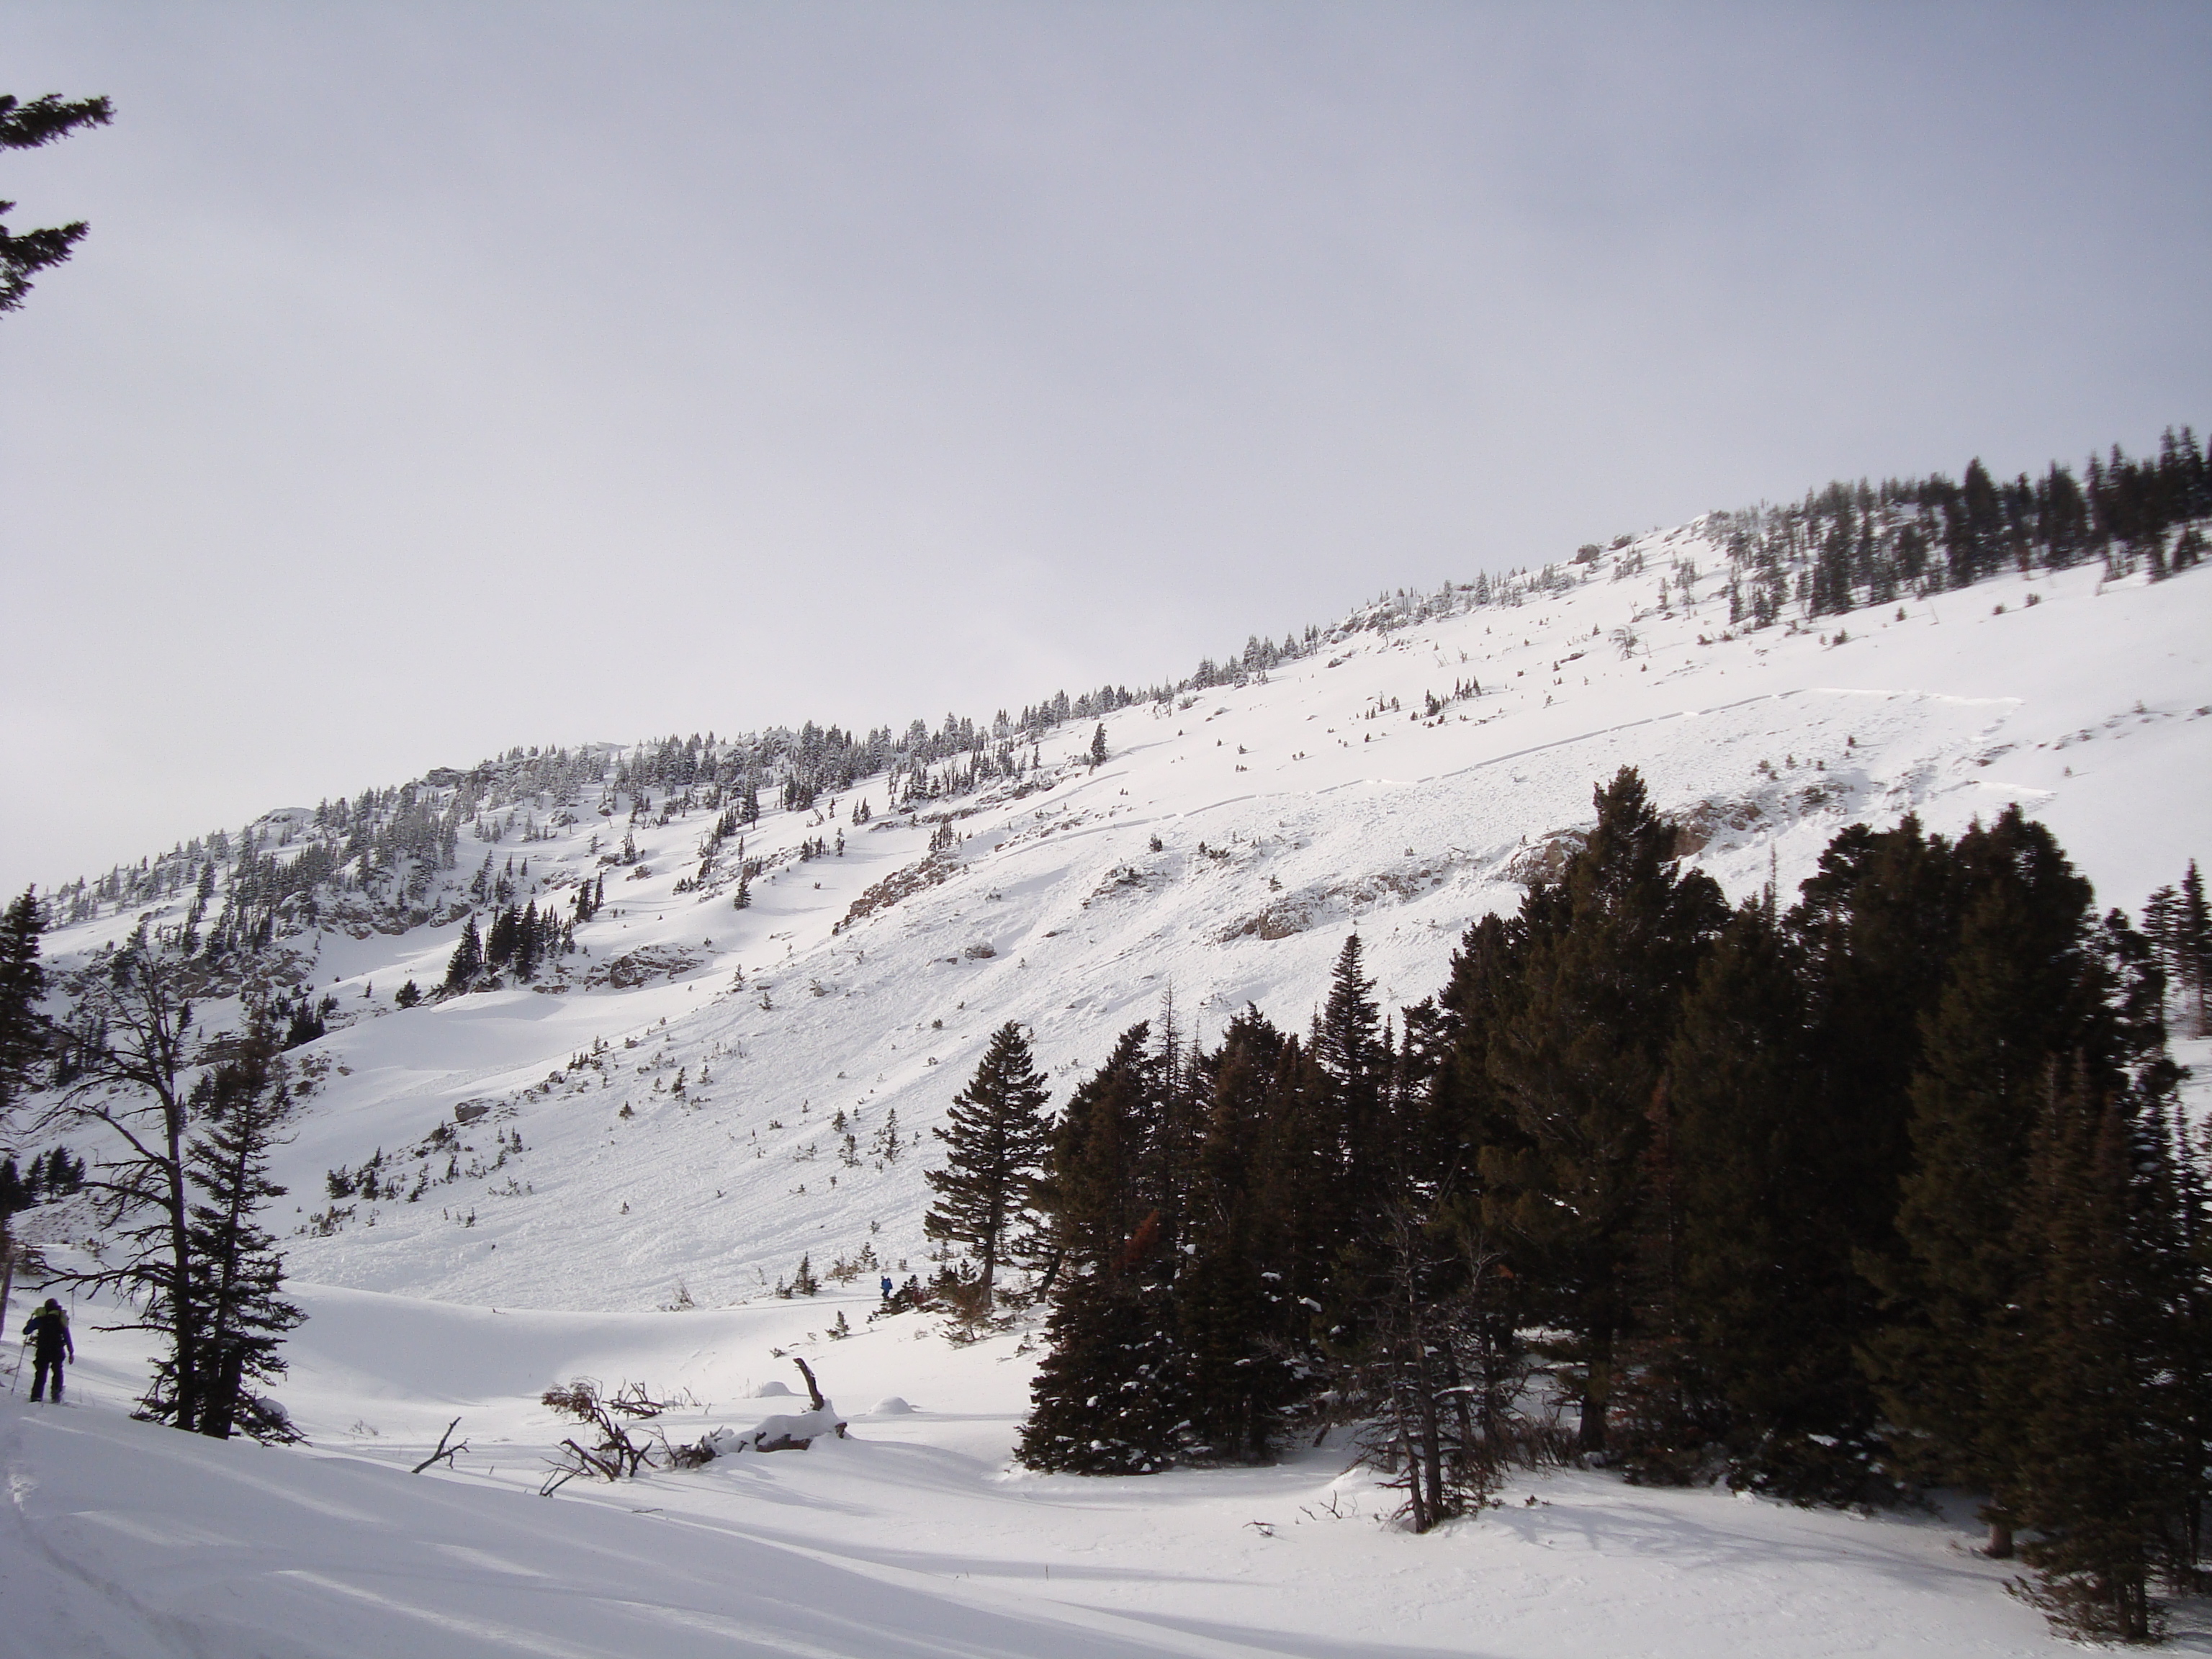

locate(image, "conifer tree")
(1175, 1009), (1308, 1461)
(1786, 816), (1959, 1230)
(2179, 861), (2209, 1035)
(0, 885), (48, 1119)
(1020, 1025), (1183, 1473)
(0, 92), (114, 313)
(923, 1022), (1052, 1309)
(1018, 1219), (1182, 1473)
(1314, 932), (1385, 1184)
(444, 916), (483, 992)
(168, 1030), (305, 1440)
(2004, 1062), (2184, 1641)
(1480, 768), (1723, 1452)
(1427, 912), (1527, 1210)
(1668, 893), (1874, 1486)
(1862, 808), (2110, 1555)
(515, 899), (541, 980)
(1241, 1017), (1339, 1347)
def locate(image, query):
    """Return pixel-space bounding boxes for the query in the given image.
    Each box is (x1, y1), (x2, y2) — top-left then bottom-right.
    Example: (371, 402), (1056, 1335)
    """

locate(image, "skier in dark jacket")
(24, 1299), (72, 1403)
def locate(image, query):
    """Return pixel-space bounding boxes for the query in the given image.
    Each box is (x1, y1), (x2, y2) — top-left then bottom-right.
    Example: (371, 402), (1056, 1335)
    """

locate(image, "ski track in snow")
(7, 534), (2211, 1655)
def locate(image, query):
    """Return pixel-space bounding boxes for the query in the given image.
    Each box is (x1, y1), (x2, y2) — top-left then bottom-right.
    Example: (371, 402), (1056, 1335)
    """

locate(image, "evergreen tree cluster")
(2142, 863), (2211, 1037)
(0, 1144), (85, 1215)
(1004, 771), (2207, 1637)
(266, 987), (331, 1051)
(442, 900), (575, 992)
(1717, 430), (2210, 624)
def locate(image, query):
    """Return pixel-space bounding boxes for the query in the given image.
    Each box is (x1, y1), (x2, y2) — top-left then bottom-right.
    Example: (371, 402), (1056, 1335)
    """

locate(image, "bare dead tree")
(539, 1379), (672, 1489)
(41, 930), (209, 1429)
(1351, 1195), (1521, 1532)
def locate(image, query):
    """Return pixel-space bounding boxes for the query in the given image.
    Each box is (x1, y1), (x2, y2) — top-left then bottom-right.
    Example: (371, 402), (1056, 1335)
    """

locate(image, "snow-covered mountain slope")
(21, 535), (2212, 1312)
(10, 527), (2212, 1659)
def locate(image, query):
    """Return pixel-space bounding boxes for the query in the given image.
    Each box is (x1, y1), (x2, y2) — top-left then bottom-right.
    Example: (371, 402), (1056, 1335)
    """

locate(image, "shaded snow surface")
(0, 1285), (2118, 1657)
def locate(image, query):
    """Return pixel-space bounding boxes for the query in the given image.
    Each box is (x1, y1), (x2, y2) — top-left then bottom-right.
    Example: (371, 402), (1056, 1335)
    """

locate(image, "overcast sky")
(2, 1), (2206, 892)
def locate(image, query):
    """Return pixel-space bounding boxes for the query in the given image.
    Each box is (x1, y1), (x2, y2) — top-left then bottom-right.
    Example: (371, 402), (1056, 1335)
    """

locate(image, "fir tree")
(1175, 1009), (1310, 1462)
(169, 1030), (305, 1440)
(1020, 1025), (1183, 1472)
(1018, 1213), (1182, 1473)
(1668, 892), (1878, 1490)
(444, 915), (483, 991)
(0, 885), (48, 1118)
(925, 1022), (1052, 1308)
(1481, 768), (1724, 1452)
(2179, 861), (2209, 1035)
(515, 899), (541, 980)
(1861, 808), (2112, 1555)
(0, 92), (114, 313)
(2005, 1062), (2184, 1641)
(1313, 932), (1385, 1178)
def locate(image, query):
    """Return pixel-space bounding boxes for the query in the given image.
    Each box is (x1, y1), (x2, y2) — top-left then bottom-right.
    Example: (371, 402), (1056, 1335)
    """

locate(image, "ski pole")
(6, 1336), (24, 1396)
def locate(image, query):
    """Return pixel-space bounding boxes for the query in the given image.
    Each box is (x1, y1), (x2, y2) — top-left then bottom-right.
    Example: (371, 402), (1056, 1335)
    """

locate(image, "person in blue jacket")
(24, 1298), (72, 1403)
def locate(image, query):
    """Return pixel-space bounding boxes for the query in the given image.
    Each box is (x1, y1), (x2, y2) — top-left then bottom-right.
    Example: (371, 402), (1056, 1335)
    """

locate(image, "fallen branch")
(411, 1417), (470, 1474)
(539, 1379), (660, 1486)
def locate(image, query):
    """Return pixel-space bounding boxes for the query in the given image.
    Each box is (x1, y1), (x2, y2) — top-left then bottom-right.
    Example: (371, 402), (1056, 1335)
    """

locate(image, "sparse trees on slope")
(923, 1021), (1052, 1310)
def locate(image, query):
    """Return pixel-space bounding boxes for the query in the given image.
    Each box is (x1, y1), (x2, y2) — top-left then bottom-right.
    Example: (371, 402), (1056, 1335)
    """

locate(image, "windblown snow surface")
(6, 534), (2211, 1656)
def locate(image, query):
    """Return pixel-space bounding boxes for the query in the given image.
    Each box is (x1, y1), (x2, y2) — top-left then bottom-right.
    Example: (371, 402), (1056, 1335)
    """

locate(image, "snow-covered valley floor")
(11, 1281), (2193, 1659)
